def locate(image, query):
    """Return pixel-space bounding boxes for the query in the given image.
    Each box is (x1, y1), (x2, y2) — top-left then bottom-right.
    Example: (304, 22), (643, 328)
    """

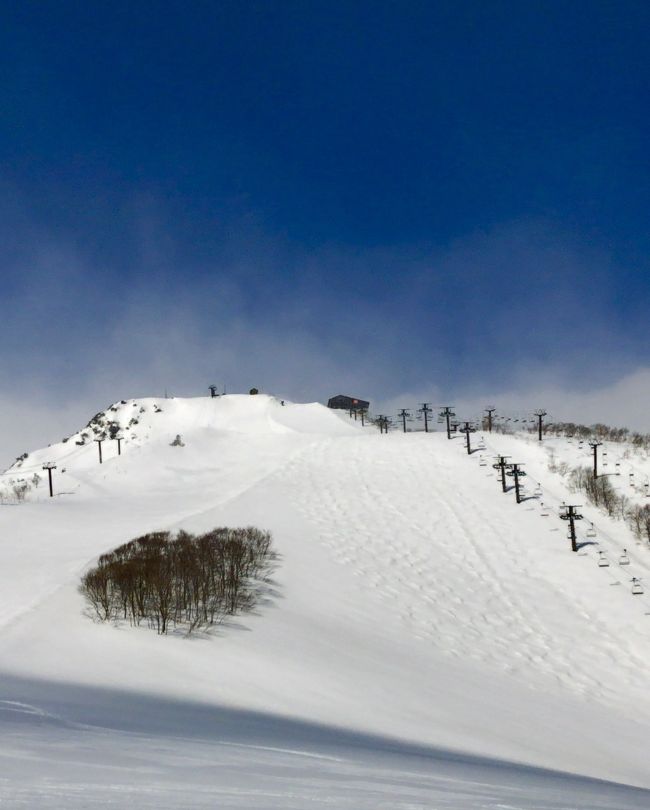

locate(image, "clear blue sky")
(1, 1), (649, 412)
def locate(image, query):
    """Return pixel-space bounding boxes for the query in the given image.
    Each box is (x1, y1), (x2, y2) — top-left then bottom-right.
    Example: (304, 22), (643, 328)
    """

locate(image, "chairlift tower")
(534, 409), (547, 442)
(376, 415), (389, 434)
(398, 409), (410, 433)
(439, 406), (455, 439)
(419, 403), (433, 433)
(484, 406), (496, 433)
(506, 462), (526, 504)
(94, 438), (104, 464)
(589, 441), (603, 479)
(42, 462), (56, 498)
(492, 455), (512, 493)
(560, 504), (584, 552)
(459, 421), (475, 455)
(589, 441), (620, 481)
(358, 408), (368, 427)
(113, 434), (124, 456)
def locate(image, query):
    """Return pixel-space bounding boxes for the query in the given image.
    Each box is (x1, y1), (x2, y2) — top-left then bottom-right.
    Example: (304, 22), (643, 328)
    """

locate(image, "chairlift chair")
(598, 551), (610, 568)
(631, 578), (644, 596)
(586, 522), (597, 538)
(540, 502), (549, 516)
(619, 549), (630, 566)
(533, 485), (542, 496)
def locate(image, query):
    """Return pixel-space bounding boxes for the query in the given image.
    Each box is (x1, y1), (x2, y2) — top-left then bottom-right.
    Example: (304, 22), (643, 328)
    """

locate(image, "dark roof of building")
(327, 394), (370, 408)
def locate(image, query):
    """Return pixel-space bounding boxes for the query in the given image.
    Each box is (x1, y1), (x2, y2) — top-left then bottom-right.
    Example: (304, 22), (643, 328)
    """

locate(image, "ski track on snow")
(276, 434), (648, 714)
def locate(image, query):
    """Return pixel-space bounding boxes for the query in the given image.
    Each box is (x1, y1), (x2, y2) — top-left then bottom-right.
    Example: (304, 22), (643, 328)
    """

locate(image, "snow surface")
(1, 394), (649, 808)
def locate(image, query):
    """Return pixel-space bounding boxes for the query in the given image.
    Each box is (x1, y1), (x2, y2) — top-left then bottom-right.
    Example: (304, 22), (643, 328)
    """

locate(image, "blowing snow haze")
(1, 1), (650, 806)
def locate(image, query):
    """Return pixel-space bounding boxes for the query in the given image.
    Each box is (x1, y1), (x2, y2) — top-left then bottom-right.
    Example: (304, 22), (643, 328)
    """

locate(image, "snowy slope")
(1, 394), (649, 808)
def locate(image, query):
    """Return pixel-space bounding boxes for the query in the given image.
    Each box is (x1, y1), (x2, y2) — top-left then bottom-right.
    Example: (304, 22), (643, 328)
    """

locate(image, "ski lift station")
(327, 394), (370, 411)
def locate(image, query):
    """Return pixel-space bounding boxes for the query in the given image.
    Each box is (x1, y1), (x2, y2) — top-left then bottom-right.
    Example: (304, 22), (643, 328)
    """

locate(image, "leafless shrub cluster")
(80, 527), (275, 634)
(547, 451), (570, 477)
(569, 467), (622, 517)
(627, 503), (650, 545)
(489, 418), (650, 448)
(546, 421), (650, 449)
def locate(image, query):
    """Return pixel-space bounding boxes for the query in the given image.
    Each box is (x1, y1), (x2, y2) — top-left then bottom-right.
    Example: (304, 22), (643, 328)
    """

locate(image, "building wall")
(327, 395), (369, 410)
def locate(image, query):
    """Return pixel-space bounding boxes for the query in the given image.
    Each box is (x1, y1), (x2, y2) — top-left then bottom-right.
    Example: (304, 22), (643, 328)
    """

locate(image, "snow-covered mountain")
(1, 394), (649, 808)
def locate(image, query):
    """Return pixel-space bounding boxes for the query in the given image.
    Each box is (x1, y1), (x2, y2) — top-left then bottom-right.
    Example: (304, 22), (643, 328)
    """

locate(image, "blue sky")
(1, 1), (649, 460)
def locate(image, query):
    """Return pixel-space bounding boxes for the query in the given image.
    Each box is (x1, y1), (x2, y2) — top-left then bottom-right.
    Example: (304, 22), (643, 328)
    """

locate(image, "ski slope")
(1, 394), (649, 808)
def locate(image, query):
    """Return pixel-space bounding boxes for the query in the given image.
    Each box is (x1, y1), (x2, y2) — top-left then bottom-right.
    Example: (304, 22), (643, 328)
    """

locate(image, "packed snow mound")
(3, 395), (358, 493)
(1, 395), (650, 805)
(8, 395), (354, 465)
